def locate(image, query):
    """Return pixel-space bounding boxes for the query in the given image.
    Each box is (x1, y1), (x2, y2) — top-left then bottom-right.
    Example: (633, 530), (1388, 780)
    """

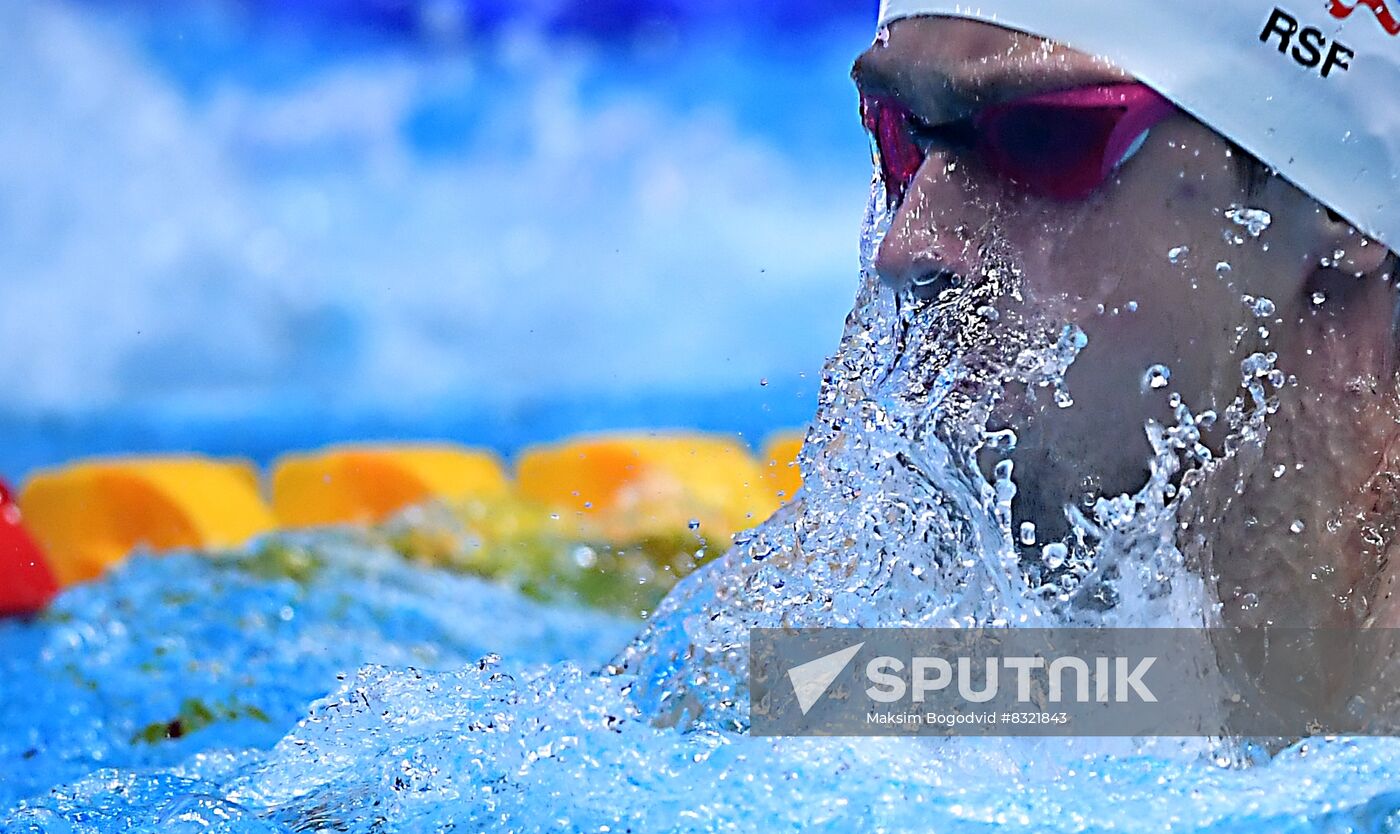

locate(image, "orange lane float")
(271, 443), (509, 528)
(760, 430), (806, 504)
(515, 432), (783, 544)
(0, 479), (58, 616)
(21, 457), (277, 586)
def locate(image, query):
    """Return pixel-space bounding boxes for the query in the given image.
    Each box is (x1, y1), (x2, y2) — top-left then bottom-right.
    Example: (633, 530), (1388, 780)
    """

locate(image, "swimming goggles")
(861, 83), (1178, 207)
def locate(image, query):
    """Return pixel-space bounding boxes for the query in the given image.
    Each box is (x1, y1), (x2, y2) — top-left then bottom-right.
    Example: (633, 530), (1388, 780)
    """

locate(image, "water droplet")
(687, 519), (701, 531)
(1225, 205), (1273, 238)
(1168, 246), (1190, 263)
(1290, 520), (1306, 534)
(1216, 261), (1233, 276)
(1311, 291), (1328, 306)
(1142, 364), (1171, 391)
(1245, 295), (1276, 317)
(1241, 352), (1275, 379)
(1041, 542), (1068, 569)
(572, 546), (598, 569)
(984, 428), (1018, 454)
(1019, 522), (1037, 546)
(759, 378), (769, 387)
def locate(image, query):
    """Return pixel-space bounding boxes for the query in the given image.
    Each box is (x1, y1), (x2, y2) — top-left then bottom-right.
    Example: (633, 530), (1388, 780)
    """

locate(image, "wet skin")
(853, 17), (1400, 628)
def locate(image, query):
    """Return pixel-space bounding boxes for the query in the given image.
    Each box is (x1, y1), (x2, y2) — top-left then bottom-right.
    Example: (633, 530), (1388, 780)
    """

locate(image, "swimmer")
(852, 4), (1400, 630)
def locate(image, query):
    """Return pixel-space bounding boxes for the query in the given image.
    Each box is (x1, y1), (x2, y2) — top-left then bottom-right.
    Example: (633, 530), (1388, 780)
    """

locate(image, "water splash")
(611, 182), (1260, 733)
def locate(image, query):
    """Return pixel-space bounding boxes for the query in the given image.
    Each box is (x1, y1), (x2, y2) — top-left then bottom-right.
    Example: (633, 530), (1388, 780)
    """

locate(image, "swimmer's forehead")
(852, 17), (1132, 119)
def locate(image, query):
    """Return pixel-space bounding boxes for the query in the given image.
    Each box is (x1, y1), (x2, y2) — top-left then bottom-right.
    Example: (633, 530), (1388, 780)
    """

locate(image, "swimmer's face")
(853, 17), (1393, 540)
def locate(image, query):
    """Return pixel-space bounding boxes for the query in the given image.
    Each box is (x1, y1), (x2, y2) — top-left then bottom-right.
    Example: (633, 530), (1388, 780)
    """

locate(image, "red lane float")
(0, 479), (58, 617)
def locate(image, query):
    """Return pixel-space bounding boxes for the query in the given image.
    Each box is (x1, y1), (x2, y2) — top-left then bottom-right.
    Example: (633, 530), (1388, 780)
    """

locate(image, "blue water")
(0, 534), (635, 812)
(4, 547), (1400, 832)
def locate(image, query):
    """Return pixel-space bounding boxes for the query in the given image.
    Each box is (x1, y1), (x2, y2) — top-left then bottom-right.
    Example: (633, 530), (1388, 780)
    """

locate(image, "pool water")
(0, 532), (637, 814)
(3, 537), (1400, 832)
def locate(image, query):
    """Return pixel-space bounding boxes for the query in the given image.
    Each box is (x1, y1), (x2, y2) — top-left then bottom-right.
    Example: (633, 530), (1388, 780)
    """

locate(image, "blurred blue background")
(0, 0), (877, 480)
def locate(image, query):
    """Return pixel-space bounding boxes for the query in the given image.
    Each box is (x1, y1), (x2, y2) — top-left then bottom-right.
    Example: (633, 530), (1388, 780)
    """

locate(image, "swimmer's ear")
(1316, 207), (1390, 277)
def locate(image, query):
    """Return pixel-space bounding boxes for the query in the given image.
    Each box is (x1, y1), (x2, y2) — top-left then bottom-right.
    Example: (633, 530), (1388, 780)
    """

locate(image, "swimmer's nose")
(874, 150), (986, 294)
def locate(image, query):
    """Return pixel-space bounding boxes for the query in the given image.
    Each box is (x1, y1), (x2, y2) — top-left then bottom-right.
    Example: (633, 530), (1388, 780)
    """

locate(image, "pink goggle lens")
(862, 84), (1176, 207)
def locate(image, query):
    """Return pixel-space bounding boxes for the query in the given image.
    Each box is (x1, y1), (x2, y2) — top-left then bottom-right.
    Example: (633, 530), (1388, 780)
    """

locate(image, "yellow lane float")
(223, 457), (263, 495)
(760, 430), (806, 503)
(271, 443), (509, 528)
(21, 456), (277, 586)
(515, 433), (782, 544)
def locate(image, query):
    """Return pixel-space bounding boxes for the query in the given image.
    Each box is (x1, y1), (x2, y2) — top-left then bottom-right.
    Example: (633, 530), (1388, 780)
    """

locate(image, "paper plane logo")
(788, 642), (864, 715)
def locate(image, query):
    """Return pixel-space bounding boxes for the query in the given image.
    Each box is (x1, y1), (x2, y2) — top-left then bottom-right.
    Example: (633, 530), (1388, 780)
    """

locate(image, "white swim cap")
(877, 1), (1400, 250)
